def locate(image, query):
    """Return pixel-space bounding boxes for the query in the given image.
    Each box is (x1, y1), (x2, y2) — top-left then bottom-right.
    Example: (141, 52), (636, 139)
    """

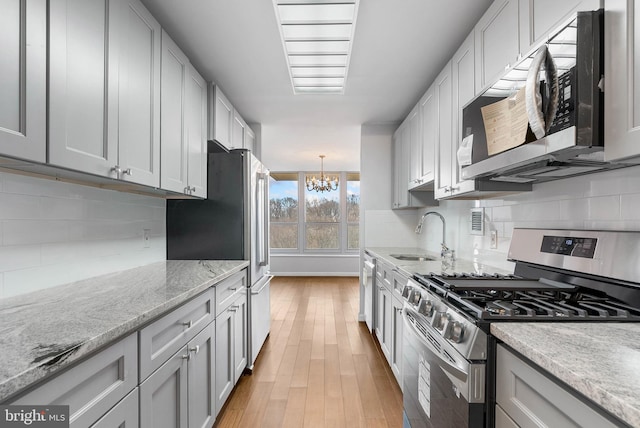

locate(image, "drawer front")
(91, 387), (139, 428)
(13, 334), (137, 428)
(215, 270), (247, 316)
(377, 261), (393, 291)
(139, 289), (214, 381)
(392, 270), (408, 296)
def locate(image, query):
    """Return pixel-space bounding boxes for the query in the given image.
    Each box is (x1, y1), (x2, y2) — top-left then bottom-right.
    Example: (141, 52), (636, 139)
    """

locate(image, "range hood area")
(461, 127), (630, 184)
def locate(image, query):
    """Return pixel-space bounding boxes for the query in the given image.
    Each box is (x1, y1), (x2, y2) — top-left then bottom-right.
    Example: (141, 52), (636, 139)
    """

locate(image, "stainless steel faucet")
(415, 211), (455, 260)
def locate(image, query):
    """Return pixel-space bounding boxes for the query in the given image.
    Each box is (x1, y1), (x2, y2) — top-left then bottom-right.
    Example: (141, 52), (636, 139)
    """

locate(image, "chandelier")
(306, 155), (339, 193)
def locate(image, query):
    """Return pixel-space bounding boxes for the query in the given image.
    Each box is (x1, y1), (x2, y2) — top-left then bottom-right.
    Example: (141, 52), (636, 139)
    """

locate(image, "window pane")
(270, 174), (298, 222)
(346, 176), (360, 222)
(305, 174), (340, 222)
(347, 224), (359, 250)
(270, 224), (298, 249)
(306, 224), (339, 249)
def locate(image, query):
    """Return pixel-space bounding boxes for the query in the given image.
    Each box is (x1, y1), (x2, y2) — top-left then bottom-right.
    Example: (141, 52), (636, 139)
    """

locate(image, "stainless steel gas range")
(401, 228), (640, 428)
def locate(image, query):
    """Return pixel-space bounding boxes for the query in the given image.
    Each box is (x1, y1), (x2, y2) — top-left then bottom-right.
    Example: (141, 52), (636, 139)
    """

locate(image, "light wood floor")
(216, 276), (403, 428)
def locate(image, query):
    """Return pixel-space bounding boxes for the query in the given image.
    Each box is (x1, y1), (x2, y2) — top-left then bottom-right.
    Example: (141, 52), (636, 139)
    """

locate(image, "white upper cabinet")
(49, 0), (119, 176)
(474, 0), (520, 92)
(231, 110), (246, 150)
(116, 0), (161, 187)
(419, 87), (437, 187)
(160, 30), (189, 195)
(160, 31), (207, 198)
(518, 0), (600, 56)
(209, 85), (233, 150)
(605, 0), (640, 162)
(449, 31), (477, 196)
(245, 126), (256, 153)
(185, 64), (208, 198)
(407, 108), (423, 189)
(0, 0), (46, 162)
(434, 61), (454, 198)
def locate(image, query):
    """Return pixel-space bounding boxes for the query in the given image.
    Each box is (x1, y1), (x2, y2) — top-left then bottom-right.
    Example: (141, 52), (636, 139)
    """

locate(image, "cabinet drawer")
(215, 270), (247, 316)
(496, 344), (621, 428)
(139, 289), (214, 381)
(12, 334), (137, 428)
(91, 387), (138, 428)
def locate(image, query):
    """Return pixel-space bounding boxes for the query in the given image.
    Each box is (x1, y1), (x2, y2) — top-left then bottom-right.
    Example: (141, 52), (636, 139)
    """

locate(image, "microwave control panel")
(547, 68), (576, 135)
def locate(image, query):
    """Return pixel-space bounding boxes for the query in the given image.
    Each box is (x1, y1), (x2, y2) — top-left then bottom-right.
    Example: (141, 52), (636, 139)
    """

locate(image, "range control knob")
(449, 321), (465, 343)
(410, 290), (422, 306)
(419, 299), (434, 317)
(401, 285), (412, 299)
(435, 312), (449, 331)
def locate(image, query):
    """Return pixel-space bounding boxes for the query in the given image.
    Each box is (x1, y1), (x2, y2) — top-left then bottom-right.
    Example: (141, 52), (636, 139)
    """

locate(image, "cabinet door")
(140, 348), (189, 428)
(450, 31), (477, 196)
(245, 126), (256, 153)
(391, 130), (401, 208)
(474, 0), (520, 92)
(212, 86), (233, 149)
(187, 323), (215, 428)
(434, 62), (454, 198)
(215, 307), (234, 414)
(117, 0), (161, 187)
(605, 0), (640, 162)
(378, 286), (392, 362)
(0, 0), (46, 162)
(519, 0), (600, 56)
(231, 111), (246, 150)
(419, 86), (436, 186)
(185, 64), (208, 198)
(160, 30), (189, 194)
(408, 108), (422, 188)
(232, 292), (248, 383)
(49, 0), (119, 176)
(13, 334), (137, 428)
(393, 125), (410, 208)
(390, 296), (404, 389)
(496, 344), (620, 428)
(91, 388), (139, 428)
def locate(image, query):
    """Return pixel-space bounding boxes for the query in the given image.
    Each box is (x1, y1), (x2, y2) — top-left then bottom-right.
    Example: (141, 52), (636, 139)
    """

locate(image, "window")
(269, 173), (299, 249)
(269, 172), (360, 253)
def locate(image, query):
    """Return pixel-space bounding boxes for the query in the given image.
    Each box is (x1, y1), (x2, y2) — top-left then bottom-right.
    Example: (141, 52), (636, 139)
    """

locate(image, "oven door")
(402, 305), (485, 428)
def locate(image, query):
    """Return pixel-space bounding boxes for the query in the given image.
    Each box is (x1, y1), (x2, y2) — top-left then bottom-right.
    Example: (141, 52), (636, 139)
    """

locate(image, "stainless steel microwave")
(460, 10), (628, 184)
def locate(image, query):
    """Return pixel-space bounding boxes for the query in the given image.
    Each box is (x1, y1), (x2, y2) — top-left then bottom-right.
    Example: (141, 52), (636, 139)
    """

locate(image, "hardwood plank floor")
(216, 277), (403, 428)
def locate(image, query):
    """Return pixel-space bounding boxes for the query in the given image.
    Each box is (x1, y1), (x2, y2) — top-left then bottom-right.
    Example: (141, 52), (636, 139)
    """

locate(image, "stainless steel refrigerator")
(166, 148), (271, 370)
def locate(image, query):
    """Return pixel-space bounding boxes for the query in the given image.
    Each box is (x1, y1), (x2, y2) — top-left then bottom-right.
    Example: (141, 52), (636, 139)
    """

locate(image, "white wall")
(0, 172), (166, 298)
(415, 165), (640, 272)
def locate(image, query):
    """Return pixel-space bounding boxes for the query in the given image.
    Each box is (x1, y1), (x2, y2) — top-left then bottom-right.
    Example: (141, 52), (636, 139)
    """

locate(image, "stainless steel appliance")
(460, 10), (632, 184)
(401, 228), (640, 428)
(362, 251), (376, 332)
(166, 148), (272, 371)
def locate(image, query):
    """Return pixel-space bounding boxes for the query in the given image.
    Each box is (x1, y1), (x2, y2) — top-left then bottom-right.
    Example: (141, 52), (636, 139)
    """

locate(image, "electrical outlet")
(490, 230), (498, 249)
(143, 229), (151, 248)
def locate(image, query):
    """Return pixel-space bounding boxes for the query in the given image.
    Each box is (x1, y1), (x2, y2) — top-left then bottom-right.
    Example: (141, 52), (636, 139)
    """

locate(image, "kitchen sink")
(390, 253), (437, 261)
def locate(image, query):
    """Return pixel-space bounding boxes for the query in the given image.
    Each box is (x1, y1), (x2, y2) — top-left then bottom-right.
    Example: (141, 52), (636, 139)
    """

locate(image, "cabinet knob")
(182, 353), (191, 360)
(122, 168), (132, 176)
(183, 320), (193, 328)
(111, 165), (122, 175)
(189, 345), (200, 355)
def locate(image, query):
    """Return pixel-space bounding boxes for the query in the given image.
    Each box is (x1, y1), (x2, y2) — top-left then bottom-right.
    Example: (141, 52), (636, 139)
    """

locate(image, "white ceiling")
(141, 0), (493, 128)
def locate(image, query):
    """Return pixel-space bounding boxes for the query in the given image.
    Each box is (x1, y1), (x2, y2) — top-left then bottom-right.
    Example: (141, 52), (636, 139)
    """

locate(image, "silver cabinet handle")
(229, 287), (237, 292)
(182, 353), (191, 360)
(111, 165), (122, 175)
(122, 168), (132, 176)
(189, 345), (200, 355)
(183, 320), (193, 328)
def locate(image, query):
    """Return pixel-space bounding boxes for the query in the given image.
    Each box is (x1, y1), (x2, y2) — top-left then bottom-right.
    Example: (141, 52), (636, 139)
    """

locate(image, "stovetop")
(414, 272), (640, 322)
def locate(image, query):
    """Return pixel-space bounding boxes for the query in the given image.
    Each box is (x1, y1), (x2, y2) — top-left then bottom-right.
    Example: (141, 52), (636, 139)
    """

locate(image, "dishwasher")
(362, 251), (376, 333)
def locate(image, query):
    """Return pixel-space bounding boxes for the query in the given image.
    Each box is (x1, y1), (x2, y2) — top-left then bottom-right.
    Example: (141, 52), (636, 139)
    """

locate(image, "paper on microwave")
(457, 134), (473, 166)
(481, 86), (529, 156)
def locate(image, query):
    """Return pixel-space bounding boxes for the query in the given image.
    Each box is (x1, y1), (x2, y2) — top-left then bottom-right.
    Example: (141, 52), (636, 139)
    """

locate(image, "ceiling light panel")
(274, 0), (359, 94)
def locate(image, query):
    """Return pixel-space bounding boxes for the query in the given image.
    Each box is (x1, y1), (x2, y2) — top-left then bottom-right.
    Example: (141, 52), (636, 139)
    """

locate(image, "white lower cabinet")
(91, 388), (139, 428)
(215, 289), (247, 415)
(11, 334), (138, 428)
(140, 322), (215, 428)
(390, 293), (404, 389)
(496, 344), (622, 427)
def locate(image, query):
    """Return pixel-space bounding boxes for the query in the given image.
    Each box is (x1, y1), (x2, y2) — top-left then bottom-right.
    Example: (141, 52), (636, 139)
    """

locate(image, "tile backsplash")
(0, 172), (166, 298)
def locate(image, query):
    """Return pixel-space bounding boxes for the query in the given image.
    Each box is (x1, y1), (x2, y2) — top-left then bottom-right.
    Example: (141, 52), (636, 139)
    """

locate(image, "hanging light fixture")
(306, 155), (339, 193)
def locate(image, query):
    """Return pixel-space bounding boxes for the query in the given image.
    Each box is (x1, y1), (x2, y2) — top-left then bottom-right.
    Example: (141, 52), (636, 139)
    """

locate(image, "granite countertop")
(365, 246), (512, 277)
(492, 323), (640, 428)
(0, 259), (249, 402)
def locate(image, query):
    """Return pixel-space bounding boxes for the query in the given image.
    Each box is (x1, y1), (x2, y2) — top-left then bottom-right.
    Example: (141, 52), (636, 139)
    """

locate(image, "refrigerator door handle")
(251, 275), (273, 295)
(257, 172), (269, 267)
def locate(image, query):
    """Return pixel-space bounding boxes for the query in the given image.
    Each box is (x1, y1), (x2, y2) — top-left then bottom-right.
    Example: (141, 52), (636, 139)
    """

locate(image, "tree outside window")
(346, 173), (360, 250)
(269, 173), (298, 249)
(305, 175), (340, 250)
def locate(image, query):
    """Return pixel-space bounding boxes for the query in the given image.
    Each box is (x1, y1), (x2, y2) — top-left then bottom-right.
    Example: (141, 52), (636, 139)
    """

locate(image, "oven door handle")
(402, 307), (469, 382)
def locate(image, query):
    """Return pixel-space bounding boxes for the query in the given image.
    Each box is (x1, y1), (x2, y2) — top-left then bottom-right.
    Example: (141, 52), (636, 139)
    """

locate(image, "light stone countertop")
(491, 323), (640, 428)
(365, 246), (512, 278)
(0, 259), (249, 402)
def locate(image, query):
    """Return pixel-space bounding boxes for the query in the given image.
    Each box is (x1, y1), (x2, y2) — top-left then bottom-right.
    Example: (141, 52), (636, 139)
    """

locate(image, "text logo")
(0, 406), (69, 428)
